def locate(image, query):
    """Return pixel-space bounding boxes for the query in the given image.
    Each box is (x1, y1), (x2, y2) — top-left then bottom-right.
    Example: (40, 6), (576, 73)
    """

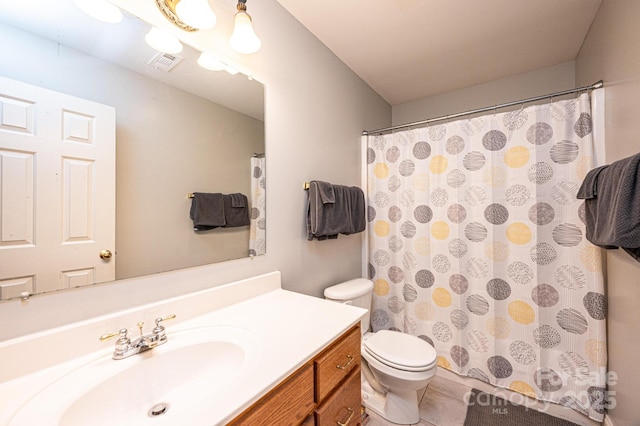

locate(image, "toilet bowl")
(324, 279), (438, 425)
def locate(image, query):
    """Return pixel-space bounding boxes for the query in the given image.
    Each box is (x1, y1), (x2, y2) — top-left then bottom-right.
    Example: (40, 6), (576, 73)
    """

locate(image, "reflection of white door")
(0, 76), (115, 300)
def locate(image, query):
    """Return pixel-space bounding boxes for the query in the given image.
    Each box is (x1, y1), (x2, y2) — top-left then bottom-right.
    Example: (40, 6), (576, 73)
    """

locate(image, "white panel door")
(0, 76), (115, 299)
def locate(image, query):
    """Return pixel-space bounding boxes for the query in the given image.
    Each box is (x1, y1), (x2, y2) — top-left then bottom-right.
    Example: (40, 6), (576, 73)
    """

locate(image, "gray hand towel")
(577, 152), (640, 260)
(223, 193), (250, 227)
(190, 192), (225, 231)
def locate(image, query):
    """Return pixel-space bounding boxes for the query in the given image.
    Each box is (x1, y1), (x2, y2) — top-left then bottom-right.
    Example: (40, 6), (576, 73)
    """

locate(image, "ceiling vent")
(147, 52), (183, 72)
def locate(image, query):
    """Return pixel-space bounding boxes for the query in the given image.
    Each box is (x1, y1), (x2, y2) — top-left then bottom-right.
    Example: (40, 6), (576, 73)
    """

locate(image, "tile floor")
(363, 368), (602, 426)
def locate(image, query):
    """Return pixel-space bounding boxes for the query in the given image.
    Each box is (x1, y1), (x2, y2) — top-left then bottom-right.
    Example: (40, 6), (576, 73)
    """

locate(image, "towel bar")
(303, 182), (310, 190)
(187, 193), (195, 198)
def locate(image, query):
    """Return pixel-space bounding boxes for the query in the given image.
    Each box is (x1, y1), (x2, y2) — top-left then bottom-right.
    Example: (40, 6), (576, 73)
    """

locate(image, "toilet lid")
(363, 330), (437, 371)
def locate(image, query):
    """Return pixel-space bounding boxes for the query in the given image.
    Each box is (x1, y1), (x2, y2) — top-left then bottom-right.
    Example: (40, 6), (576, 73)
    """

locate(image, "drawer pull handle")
(336, 407), (354, 426)
(336, 354), (354, 370)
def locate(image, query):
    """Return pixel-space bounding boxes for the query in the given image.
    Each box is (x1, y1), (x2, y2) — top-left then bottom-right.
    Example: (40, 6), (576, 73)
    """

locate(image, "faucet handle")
(152, 314), (176, 342)
(155, 314), (176, 327)
(100, 328), (129, 343)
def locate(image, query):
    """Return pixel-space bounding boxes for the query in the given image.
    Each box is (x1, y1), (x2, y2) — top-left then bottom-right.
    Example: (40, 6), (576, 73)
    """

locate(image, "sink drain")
(148, 402), (170, 417)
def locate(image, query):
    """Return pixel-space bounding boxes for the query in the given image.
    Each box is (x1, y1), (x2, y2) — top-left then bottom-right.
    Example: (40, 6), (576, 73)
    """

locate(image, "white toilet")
(324, 278), (438, 425)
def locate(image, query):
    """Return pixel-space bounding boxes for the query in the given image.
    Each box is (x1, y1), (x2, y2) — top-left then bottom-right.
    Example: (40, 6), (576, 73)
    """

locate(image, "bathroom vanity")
(0, 272), (365, 425)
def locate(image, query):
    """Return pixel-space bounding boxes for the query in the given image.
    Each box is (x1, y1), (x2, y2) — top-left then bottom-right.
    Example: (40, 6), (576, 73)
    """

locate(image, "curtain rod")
(363, 80), (604, 136)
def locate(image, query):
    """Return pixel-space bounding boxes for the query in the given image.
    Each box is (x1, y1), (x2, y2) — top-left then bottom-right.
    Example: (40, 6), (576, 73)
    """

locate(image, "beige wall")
(576, 1), (640, 424)
(0, 0), (390, 340)
(0, 23), (264, 282)
(392, 61), (576, 124)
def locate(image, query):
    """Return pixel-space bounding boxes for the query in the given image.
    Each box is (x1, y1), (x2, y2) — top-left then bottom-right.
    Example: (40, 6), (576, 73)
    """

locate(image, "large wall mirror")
(0, 0), (266, 301)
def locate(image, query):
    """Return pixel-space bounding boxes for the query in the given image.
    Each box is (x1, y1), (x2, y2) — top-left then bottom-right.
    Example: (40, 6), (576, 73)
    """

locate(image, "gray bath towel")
(190, 192), (225, 231)
(307, 180), (366, 240)
(577, 152), (640, 260)
(223, 193), (250, 227)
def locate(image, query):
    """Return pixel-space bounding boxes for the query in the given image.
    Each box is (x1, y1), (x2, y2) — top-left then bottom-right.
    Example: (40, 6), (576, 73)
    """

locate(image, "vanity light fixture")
(175, 0), (217, 30)
(145, 27), (183, 54)
(197, 52), (239, 74)
(155, 0), (216, 31)
(229, 0), (261, 54)
(72, 0), (123, 24)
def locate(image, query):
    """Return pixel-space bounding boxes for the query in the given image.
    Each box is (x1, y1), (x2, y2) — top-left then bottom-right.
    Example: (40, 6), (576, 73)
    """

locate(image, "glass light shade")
(175, 0), (217, 30)
(72, 0), (123, 24)
(229, 11), (261, 54)
(197, 53), (239, 75)
(145, 27), (183, 54)
(197, 52), (225, 71)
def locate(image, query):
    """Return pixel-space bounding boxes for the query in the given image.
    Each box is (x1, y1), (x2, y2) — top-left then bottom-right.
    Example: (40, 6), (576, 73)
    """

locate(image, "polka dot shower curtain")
(366, 93), (607, 421)
(249, 155), (266, 256)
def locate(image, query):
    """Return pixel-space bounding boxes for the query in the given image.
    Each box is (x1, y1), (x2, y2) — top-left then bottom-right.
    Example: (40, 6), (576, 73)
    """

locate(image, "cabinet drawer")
(315, 367), (362, 426)
(229, 362), (315, 426)
(315, 325), (360, 402)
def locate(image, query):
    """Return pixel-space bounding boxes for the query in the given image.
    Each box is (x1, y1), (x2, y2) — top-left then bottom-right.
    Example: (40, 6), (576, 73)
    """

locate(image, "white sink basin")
(8, 325), (261, 426)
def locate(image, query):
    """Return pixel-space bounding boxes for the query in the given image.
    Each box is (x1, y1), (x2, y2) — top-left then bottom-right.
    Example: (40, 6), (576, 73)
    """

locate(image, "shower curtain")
(366, 93), (607, 421)
(249, 155), (266, 256)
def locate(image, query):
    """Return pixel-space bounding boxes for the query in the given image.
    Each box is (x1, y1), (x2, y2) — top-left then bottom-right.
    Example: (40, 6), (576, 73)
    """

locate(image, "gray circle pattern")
(529, 202), (555, 225)
(466, 294), (490, 315)
(583, 292), (606, 320)
(388, 266), (404, 283)
(416, 270), (435, 288)
(463, 151), (486, 171)
(413, 141), (432, 159)
(403, 284), (418, 302)
(509, 340), (537, 365)
(389, 235), (403, 252)
(528, 162), (554, 185)
(555, 265), (586, 289)
(534, 367), (563, 392)
(386, 146), (401, 163)
(482, 130), (507, 151)
(550, 141), (580, 164)
(486, 279), (511, 301)
(451, 309), (470, 330)
(505, 184), (531, 206)
(534, 325), (562, 349)
(556, 308), (588, 334)
(399, 159), (416, 176)
(448, 238), (468, 258)
(447, 169), (466, 188)
(451, 345), (470, 367)
(388, 205), (403, 222)
(485, 203), (509, 225)
(446, 135), (465, 154)
(531, 283), (560, 307)
(507, 261), (534, 285)
(465, 222), (488, 242)
(433, 321), (453, 342)
(552, 224), (583, 247)
(527, 122), (553, 145)
(448, 204), (467, 223)
(449, 274), (469, 294)
(413, 205), (433, 223)
(488, 356), (513, 379)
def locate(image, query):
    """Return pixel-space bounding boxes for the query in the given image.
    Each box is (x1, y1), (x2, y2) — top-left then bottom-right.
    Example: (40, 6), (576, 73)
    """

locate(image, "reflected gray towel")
(190, 192), (225, 231)
(307, 181), (366, 240)
(577, 153), (640, 260)
(223, 193), (250, 227)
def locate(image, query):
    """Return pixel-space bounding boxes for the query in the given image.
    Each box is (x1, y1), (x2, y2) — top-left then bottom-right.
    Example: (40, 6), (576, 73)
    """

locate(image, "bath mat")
(464, 388), (579, 426)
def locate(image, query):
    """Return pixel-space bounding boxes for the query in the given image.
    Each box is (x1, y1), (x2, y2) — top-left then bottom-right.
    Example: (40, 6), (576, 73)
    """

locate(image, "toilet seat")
(363, 330), (437, 372)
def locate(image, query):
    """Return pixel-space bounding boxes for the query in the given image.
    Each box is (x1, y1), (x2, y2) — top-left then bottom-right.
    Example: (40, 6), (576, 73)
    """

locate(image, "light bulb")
(73, 0), (123, 24)
(229, 10), (261, 54)
(176, 0), (217, 30)
(145, 27), (183, 54)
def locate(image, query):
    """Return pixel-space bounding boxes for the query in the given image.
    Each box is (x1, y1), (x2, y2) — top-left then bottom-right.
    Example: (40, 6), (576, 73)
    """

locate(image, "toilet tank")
(324, 278), (374, 333)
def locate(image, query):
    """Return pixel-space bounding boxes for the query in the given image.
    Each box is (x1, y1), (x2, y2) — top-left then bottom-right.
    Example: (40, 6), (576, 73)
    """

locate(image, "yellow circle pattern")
(431, 221), (450, 240)
(430, 155), (448, 174)
(486, 316), (511, 338)
(374, 163), (389, 179)
(580, 245), (602, 272)
(432, 287), (452, 307)
(414, 237), (431, 256)
(413, 173), (429, 191)
(374, 220), (390, 237)
(585, 339), (607, 367)
(504, 146), (530, 168)
(506, 222), (532, 245)
(415, 302), (434, 321)
(508, 300), (535, 324)
(437, 356), (452, 369)
(509, 381), (537, 398)
(483, 167), (507, 187)
(374, 279), (389, 296)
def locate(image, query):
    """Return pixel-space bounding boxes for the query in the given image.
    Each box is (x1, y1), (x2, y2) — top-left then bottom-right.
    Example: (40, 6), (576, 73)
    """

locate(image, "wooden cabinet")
(230, 324), (362, 426)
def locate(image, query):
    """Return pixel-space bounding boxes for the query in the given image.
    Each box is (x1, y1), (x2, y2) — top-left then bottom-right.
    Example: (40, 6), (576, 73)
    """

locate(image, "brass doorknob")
(100, 249), (113, 260)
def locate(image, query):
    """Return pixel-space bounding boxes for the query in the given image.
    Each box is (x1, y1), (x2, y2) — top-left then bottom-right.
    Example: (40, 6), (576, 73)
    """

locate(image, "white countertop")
(0, 272), (365, 425)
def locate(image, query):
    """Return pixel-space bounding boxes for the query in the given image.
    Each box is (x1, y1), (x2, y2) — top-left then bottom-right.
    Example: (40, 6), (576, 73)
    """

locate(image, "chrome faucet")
(100, 314), (176, 360)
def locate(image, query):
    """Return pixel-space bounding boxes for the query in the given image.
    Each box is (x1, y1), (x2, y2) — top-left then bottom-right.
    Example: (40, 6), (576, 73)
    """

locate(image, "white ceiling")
(275, 0), (602, 106)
